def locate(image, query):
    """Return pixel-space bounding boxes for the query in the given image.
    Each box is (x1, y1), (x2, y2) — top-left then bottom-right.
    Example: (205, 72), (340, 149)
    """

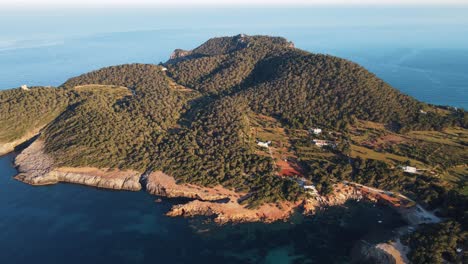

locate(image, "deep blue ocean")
(0, 7), (466, 264)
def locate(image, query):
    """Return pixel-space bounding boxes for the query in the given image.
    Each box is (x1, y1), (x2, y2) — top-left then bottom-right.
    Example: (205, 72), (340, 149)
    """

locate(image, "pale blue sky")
(3, 0), (468, 8)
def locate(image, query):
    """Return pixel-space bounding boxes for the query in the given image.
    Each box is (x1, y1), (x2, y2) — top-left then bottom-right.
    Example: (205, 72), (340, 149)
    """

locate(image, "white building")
(310, 128), (322, 135)
(304, 185), (319, 195)
(313, 139), (328, 147)
(402, 166), (417, 174)
(257, 141), (271, 148)
(21, 84), (29, 91)
(161, 67), (168, 71)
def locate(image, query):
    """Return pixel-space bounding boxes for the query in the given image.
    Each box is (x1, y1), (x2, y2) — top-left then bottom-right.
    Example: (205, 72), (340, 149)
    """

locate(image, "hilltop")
(0, 34), (466, 264)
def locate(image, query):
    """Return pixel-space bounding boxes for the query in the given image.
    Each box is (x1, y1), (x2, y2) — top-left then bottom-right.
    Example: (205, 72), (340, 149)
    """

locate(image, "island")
(1, 34), (466, 264)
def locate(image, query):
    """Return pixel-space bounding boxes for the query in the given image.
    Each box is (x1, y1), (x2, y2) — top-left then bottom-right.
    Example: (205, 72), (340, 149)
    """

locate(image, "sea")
(0, 7), (467, 264)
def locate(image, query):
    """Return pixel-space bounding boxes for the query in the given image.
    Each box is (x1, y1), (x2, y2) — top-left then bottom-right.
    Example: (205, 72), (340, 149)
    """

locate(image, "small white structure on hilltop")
(161, 67), (168, 71)
(21, 84), (29, 91)
(304, 185), (319, 195)
(402, 166), (417, 174)
(257, 141), (271, 148)
(310, 128), (322, 135)
(313, 139), (328, 147)
(419, 109), (427, 114)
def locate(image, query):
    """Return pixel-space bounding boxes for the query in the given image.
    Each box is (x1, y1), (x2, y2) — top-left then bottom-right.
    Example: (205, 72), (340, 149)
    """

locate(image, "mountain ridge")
(0, 34), (466, 222)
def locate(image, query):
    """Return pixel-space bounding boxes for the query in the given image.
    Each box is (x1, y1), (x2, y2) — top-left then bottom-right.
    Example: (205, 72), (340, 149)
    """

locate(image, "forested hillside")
(1, 35), (466, 217)
(166, 34), (465, 131)
(0, 87), (72, 143)
(44, 64), (189, 171)
(152, 97), (304, 206)
(166, 34), (297, 94)
(0, 34), (465, 264)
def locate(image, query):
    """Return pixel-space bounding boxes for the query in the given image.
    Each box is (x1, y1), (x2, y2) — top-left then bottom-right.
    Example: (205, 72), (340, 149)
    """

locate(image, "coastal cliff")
(353, 240), (409, 264)
(146, 171), (300, 223)
(146, 171), (231, 201)
(0, 127), (43, 156)
(14, 140), (141, 191)
(14, 140), (434, 227)
(146, 171), (370, 224)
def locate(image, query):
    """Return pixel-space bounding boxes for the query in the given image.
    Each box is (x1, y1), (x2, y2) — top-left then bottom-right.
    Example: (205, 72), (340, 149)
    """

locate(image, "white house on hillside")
(402, 166), (417, 174)
(257, 141), (271, 148)
(310, 128), (322, 135)
(304, 185), (319, 195)
(21, 84), (29, 91)
(313, 139), (328, 147)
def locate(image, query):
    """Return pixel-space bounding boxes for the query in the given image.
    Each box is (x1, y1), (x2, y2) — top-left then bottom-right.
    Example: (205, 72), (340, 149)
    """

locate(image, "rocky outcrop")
(0, 127), (43, 156)
(169, 49), (192, 60)
(147, 171), (369, 224)
(146, 171), (301, 223)
(146, 171), (233, 201)
(352, 240), (409, 264)
(13, 140), (431, 227)
(14, 140), (141, 191)
(303, 183), (365, 214)
(167, 199), (300, 224)
(375, 241), (409, 264)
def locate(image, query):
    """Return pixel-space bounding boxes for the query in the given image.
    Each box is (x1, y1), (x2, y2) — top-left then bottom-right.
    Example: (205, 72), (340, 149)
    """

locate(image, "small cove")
(0, 153), (406, 263)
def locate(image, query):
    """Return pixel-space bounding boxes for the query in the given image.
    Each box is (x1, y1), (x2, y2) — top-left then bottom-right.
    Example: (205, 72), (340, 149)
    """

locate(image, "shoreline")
(6, 137), (442, 264)
(0, 126), (44, 156)
(10, 138), (378, 224)
(10, 138), (440, 225)
(14, 140), (142, 191)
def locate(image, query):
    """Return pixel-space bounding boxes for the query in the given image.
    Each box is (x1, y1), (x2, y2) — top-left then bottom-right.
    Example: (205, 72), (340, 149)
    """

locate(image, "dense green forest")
(1, 35), (467, 259)
(0, 35), (466, 214)
(166, 34), (465, 131)
(166, 35), (296, 95)
(44, 64), (189, 171)
(403, 221), (465, 264)
(0, 87), (72, 143)
(152, 96), (304, 206)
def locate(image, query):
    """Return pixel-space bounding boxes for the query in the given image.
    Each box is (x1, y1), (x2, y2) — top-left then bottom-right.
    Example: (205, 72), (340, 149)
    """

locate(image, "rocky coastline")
(6, 137), (442, 264)
(0, 127), (43, 156)
(14, 140), (141, 191)
(11, 138), (374, 223)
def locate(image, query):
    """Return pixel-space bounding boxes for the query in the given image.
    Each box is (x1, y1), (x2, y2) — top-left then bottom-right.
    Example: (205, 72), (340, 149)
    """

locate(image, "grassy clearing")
(439, 166), (468, 195)
(74, 84), (132, 98)
(350, 119), (467, 196)
(350, 144), (425, 167)
(166, 77), (197, 93)
(249, 114), (303, 176)
(407, 128), (467, 147)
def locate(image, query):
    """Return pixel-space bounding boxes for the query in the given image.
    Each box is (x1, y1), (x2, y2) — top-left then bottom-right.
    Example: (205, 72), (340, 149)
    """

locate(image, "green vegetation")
(44, 64), (188, 171)
(167, 35), (296, 95)
(1, 35), (467, 259)
(0, 35), (466, 216)
(0, 87), (72, 143)
(403, 221), (465, 264)
(152, 97), (304, 205)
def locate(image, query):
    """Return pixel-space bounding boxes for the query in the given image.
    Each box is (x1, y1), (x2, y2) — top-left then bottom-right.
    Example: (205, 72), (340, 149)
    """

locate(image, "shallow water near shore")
(0, 153), (406, 263)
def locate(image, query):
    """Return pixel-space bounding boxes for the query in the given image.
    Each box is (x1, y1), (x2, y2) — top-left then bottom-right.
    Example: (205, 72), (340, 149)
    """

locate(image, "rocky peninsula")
(15, 140), (141, 191)
(2, 34), (464, 264)
(12, 136), (434, 227)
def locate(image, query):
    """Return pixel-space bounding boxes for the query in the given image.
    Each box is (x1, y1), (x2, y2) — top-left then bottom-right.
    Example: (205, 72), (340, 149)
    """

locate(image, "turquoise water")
(0, 7), (466, 263)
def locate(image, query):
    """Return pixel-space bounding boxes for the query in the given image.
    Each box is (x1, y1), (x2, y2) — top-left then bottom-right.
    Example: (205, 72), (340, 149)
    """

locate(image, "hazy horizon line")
(3, 0), (468, 9)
